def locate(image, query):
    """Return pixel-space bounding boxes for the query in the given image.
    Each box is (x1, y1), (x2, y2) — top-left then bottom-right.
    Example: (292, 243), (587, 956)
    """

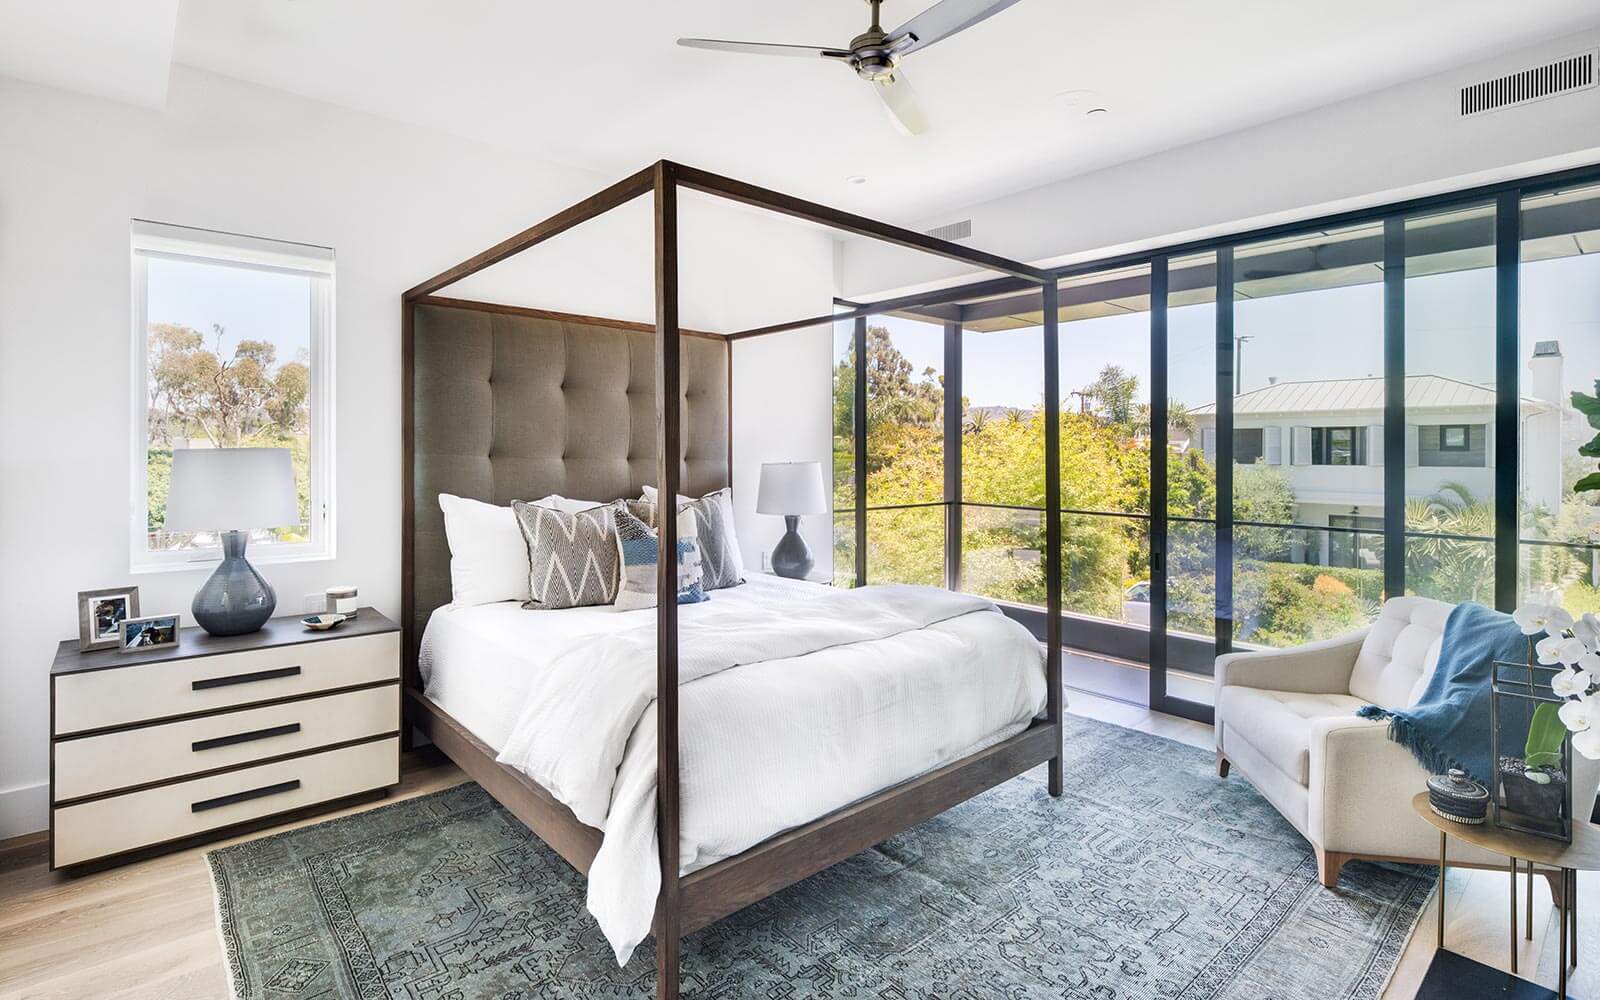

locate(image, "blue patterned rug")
(208, 715), (1432, 998)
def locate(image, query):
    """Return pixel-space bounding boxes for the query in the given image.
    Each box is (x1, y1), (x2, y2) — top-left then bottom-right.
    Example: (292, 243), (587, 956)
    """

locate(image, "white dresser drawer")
(54, 631), (399, 736)
(53, 684), (399, 803)
(52, 736), (399, 868)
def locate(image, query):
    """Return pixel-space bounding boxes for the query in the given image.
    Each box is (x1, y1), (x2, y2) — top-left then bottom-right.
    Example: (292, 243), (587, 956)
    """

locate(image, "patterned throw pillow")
(509, 500), (621, 609)
(612, 505), (708, 611)
(637, 487), (745, 592)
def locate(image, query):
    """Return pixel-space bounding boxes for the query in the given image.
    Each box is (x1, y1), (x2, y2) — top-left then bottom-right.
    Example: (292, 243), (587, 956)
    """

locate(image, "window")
(1439, 425), (1470, 451)
(131, 221), (335, 569)
(1233, 428), (1264, 465)
(1327, 514), (1385, 569)
(1311, 426), (1365, 466)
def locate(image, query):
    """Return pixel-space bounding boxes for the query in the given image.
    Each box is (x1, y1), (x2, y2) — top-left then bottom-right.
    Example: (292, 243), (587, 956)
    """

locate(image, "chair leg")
(1216, 751), (1230, 778)
(1316, 847), (1348, 889)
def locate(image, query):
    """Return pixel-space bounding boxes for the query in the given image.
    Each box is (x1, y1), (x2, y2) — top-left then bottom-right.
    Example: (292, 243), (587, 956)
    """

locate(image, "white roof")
(1190, 375), (1546, 416)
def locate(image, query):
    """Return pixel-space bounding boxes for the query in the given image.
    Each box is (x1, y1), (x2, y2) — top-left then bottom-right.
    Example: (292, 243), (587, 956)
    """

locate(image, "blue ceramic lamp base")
(770, 515), (814, 580)
(192, 529), (277, 636)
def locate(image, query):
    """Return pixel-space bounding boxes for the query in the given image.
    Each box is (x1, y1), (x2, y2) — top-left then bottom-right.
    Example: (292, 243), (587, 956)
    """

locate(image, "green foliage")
(1572, 381), (1600, 495)
(1525, 702), (1568, 769)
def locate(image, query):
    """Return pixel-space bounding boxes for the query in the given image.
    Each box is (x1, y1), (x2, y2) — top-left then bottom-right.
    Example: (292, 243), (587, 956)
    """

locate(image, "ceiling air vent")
(1460, 50), (1596, 116)
(924, 219), (973, 242)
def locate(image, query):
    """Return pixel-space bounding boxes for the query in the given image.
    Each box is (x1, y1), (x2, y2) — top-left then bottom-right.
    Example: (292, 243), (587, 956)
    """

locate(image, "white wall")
(840, 27), (1600, 299)
(0, 68), (832, 838)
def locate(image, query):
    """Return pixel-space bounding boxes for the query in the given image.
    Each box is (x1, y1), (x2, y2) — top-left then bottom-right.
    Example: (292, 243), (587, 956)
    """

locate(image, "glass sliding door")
(1164, 252), (1221, 706)
(831, 316), (858, 586)
(1519, 183), (1600, 610)
(1228, 221), (1388, 648)
(1404, 203), (1499, 605)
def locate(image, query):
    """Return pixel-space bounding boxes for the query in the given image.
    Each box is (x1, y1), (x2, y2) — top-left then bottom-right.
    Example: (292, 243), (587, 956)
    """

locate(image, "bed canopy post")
(652, 160), (684, 1000)
(1042, 280), (1064, 797)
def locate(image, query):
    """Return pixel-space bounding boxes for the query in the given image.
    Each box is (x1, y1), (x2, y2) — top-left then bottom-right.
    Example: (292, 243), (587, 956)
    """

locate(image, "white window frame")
(129, 221), (336, 572)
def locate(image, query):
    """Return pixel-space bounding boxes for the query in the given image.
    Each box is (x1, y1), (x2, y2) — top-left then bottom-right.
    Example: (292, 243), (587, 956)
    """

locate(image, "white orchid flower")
(1573, 614), (1600, 648)
(1537, 635), (1567, 665)
(1558, 637), (1590, 665)
(1575, 726), (1600, 762)
(1579, 651), (1600, 677)
(1558, 698), (1594, 733)
(1514, 603), (1575, 636)
(1552, 668), (1593, 699)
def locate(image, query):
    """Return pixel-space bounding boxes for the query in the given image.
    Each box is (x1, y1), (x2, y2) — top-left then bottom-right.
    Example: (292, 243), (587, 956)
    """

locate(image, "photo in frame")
(77, 587), (141, 651)
(119, 613), (181, 653)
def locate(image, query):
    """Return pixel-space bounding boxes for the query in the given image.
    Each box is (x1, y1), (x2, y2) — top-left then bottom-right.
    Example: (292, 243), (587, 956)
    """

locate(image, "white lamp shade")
(164, 448), (300, 531)
(756, 461), (825, 516)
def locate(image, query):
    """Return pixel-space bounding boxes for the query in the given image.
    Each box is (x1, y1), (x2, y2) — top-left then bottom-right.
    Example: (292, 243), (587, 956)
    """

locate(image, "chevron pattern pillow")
(510, 500), (621, 609)
(680, 489), (744, 591)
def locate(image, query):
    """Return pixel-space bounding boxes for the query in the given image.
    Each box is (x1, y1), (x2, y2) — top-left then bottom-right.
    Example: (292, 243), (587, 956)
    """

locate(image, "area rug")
(208, 715), (1432, 999)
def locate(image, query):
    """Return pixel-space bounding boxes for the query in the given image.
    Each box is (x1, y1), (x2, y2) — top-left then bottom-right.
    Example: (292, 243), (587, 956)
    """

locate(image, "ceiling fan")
(678, 0), (1024, 136)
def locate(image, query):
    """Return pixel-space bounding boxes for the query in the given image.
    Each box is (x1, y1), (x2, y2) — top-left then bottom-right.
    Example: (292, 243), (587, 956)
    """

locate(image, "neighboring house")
(1188, 341), (1563, 569)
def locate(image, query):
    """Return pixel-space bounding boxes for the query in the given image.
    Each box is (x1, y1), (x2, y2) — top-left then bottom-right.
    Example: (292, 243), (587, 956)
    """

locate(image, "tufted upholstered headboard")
(403, 299), (730, 683)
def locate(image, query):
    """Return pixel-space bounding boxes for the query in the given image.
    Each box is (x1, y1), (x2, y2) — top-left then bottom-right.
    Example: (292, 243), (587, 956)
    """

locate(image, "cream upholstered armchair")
(1215, 595), (1600, 888)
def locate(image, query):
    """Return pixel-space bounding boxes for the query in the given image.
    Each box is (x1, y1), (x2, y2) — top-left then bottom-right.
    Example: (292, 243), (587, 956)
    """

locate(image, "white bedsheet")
(419, 574), (1046, 964)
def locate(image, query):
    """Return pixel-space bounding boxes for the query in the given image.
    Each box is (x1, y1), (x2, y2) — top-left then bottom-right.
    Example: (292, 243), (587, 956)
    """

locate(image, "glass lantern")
(1490, 659), (1574, 842)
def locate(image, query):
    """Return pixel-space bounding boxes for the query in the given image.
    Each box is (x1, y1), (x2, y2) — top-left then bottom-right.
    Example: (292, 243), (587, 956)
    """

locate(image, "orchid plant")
(1513, 601), (1600, 761)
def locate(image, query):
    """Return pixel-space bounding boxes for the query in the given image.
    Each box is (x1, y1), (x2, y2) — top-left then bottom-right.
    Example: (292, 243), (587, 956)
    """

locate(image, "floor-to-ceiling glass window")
(1166, 252), (1220, 703)
(831, 316), (858, 587)
(1519, 183), (1600, 610)
(1229, 223), (1388, 647)
(1404, 204), (1499, 605)
(863, 313), (946, 586)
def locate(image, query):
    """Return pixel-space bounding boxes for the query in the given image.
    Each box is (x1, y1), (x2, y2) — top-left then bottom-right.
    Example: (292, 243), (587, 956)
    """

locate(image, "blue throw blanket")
(1356, 602), (1531, 786)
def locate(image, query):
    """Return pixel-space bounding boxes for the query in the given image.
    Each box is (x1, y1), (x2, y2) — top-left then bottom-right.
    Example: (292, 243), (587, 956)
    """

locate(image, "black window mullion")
(1149, 256), (1169, 710)
(1215, 248), (1235, 656)
(1494, 191), (1521, 612)
(943, 319), (962, 592)
(1383, 215), (1406, 600)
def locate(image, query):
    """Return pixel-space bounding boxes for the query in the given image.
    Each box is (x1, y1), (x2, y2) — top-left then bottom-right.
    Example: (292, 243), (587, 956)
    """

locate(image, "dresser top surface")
(53, 608), (398, 676)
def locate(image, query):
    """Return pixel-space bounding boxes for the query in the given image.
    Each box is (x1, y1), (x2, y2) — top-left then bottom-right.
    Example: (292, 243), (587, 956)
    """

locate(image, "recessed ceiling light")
(1085, 107), (1109, 119)
(846, 175), (868, 185)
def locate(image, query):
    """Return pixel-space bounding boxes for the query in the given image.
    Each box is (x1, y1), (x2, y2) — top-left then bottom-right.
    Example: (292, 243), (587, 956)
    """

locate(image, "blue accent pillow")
(612, 506), (707, 610)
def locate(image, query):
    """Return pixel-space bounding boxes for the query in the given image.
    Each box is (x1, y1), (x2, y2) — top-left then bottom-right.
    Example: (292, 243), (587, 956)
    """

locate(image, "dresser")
(49, 609), (401, 870)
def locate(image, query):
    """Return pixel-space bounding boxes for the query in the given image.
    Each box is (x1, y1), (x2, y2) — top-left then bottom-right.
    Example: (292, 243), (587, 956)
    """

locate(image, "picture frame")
(77, 586), (141, 651)
(119, 613), (181, 653)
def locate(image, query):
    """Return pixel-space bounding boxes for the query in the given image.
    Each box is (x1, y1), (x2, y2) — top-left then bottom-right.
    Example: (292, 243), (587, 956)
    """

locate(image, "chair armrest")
(1307, 714), (1428, 856)
(1215, 627), (1368, 695)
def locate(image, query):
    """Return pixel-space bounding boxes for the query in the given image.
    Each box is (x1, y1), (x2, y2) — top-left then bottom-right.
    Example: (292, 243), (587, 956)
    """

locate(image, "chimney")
(1525, 340), (1564, 517)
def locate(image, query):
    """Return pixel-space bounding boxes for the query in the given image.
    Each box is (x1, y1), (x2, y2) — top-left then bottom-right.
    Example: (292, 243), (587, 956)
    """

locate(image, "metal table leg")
(1509, 854), (1518, 975)
(1571, 867), (1578, 968)
(1559, 867), (1569, 1000)
(1526, 859), (1534, 941)
(1437, 831), (1447, 948)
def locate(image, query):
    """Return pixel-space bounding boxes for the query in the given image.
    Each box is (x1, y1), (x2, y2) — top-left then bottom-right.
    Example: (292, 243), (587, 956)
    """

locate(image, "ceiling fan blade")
(677, 38), (852, 60)
(885, 0), (1025, 56)
(872, 70), (929, 136)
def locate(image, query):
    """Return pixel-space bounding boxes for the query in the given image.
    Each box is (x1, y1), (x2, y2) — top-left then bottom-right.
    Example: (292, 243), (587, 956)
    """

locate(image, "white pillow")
(640, 485), (746, 577)
(439, 494), (612, 606)
(534, 494), (606, 516)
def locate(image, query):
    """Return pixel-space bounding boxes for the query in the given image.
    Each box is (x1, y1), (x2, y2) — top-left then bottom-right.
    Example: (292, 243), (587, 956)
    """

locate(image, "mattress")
(418, 573), (1048, 963)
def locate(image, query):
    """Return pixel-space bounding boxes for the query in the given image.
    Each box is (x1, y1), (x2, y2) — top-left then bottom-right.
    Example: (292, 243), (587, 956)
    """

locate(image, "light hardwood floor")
(1, 691), (1593, 999)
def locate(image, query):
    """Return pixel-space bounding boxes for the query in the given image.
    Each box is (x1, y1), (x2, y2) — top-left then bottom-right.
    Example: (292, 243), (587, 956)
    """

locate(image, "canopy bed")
(400, 160), (1063, 998)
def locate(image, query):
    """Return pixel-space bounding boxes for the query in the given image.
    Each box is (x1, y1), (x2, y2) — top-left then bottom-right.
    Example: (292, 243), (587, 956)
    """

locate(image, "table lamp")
(164, 447), (299, 635)
(756, 461), (825, 580)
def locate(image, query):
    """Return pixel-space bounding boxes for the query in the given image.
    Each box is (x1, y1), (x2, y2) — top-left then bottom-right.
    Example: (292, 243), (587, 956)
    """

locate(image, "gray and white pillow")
(510, 500), (621, 609)
(639, 486), (745, 592)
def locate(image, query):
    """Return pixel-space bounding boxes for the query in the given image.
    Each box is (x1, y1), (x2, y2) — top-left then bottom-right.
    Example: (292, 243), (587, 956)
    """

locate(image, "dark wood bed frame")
(401, 160), (1063, 999)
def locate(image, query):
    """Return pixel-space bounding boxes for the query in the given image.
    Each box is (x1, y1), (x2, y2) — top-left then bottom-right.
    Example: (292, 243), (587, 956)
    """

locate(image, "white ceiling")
(8, 1), (1600, 224)
(0, 0), (179, 108)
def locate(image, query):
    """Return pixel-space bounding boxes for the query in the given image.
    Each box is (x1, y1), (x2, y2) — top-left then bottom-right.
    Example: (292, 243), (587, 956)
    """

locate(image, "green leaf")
(1575, 471), (1600, 495)
(1525, 702), (1568, 769)
(1580, 434), (1600, 459)
(1574, 390), (1600, 431)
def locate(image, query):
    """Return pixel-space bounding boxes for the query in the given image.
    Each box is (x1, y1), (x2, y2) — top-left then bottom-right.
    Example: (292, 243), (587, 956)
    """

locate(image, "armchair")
(1215, 596), (1600, 888)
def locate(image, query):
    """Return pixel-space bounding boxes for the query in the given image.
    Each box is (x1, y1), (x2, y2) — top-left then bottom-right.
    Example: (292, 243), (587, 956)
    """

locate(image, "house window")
(1327, 514), (1385, 569)
(1312, 426), (1365, 466)
(131, 221), (335, 570)
(1439, 424), (1471, 451)
(1234, 428), (1264, 465)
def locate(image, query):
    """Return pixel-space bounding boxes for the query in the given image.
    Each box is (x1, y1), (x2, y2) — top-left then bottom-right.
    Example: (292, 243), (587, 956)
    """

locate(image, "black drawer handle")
(192, 665), (301, 691)
(192, 723), (301, 752)
(191, 779), (301, 813)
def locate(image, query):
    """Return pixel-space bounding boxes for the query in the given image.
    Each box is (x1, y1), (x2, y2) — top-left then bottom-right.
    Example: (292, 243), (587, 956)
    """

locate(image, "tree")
(1084, 365), (1137, 428)
(147, 323), (308, 447)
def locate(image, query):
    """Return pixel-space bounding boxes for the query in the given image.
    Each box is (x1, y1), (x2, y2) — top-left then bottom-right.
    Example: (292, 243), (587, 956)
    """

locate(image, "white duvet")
(421, 575), (1045, 964)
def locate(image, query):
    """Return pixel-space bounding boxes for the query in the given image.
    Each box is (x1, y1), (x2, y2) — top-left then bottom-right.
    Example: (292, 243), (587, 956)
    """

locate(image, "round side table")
(1412, 792), (1600, 999)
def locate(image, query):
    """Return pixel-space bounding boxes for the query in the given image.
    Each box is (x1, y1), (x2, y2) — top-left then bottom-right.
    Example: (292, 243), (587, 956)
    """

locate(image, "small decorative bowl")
(1427, 768), (1489, 825)
(301, 613), (348, 632)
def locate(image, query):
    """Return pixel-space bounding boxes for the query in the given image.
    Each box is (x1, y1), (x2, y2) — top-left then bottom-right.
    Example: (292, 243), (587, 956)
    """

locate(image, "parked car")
(1123, 581), (1150, 625)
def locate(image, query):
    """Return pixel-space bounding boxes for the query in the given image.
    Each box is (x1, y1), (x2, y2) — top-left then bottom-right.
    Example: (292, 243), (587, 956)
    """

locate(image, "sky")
(146, 256), (311, 366)
(861, 252), (1600, 414)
